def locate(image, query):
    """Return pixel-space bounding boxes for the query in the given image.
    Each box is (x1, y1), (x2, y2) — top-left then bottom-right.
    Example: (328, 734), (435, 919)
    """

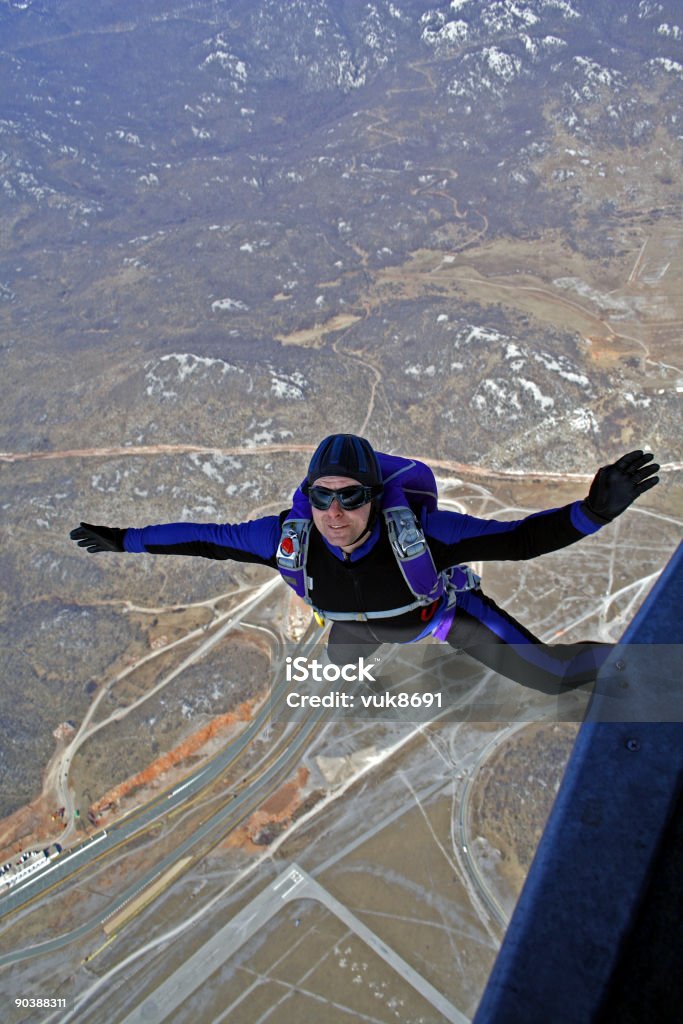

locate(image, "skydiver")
(70, 436), (660, 695)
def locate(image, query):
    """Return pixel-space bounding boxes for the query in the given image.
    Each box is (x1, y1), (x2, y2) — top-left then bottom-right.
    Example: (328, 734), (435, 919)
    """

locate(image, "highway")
(53, 576), (285, 843)
(454, 723), (528, 929)
(0, 625), (328, 962)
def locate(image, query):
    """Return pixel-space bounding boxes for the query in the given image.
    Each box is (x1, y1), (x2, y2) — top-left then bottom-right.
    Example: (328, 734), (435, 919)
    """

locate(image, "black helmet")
(307, 434), (383, 491)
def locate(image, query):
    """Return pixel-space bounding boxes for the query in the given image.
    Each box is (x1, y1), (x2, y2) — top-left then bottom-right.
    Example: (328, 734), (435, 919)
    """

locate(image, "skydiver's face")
(310, 475), (373, 553)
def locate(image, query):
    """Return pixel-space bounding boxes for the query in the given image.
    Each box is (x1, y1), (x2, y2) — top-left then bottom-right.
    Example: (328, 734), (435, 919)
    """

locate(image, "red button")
(281, 537), (294, 555)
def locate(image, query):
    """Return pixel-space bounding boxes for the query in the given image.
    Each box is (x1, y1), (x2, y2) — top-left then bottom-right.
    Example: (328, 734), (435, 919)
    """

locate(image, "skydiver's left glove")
(70, 522), (126, 553)
(584, 450), (660, 523)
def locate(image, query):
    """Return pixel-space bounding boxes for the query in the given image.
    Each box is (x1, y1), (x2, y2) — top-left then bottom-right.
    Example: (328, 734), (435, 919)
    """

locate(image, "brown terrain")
(88, 696), (261, 823)
(0, 694), (261, 862)
(222, 765), (312, 852)
(469, 722), (580, 904)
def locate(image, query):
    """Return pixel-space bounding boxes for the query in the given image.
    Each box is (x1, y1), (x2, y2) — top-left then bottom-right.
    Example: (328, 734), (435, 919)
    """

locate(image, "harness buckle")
(444, 564), (481, 605)
(387, 508), (427, 558)
(277, 524), (301, 569)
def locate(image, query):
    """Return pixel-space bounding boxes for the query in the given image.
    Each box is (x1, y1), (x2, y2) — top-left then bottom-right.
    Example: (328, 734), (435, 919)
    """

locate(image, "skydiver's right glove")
(69, 522), (126, 553)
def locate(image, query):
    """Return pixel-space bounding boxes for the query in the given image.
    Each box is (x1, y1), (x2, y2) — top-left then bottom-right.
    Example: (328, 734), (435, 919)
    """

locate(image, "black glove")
(70, 522), (126, 553)
(584, 450), (660, 522)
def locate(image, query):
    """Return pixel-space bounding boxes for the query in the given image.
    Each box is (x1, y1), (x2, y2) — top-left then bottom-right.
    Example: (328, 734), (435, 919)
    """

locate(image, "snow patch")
(542, 0), (580, 18)
(568, 408), (598, 434)
(483, 47), (523, 82)
(650, 57), (683, 76)
(459, 325), (506, 347)
(404, 364), (436, 377)
(656, 23), (682, 39)
(623, 392), (652, 408)
(145, 353), (243, 399)
(211, 297), (249, 313)
(519, 378), (554, 410)
(270, 370), (308, 399)
(243, 419), (294, 447)
(574, 56), (617, 89)
(472, 379), (522, 419)
(161, 353), (240, 382)
(422, 18), (469, 47)
(533, 351), (591, 389)
(505, 342), (524, 360)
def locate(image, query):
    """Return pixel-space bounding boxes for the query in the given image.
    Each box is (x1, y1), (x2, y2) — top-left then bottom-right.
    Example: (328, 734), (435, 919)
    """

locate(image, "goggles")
(308, 484), (379, 511)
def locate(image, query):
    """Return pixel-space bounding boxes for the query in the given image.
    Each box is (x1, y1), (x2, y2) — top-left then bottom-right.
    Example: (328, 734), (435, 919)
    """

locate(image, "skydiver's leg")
(445, 589), (611, 695)
(326, 620), (382, 666)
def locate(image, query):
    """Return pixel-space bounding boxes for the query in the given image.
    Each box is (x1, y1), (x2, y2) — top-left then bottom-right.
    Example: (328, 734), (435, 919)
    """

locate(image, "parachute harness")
(276, 507), (479, 627)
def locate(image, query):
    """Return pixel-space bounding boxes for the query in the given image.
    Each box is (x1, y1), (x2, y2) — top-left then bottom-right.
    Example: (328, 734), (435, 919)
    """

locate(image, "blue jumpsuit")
(123, 498), (610, 693)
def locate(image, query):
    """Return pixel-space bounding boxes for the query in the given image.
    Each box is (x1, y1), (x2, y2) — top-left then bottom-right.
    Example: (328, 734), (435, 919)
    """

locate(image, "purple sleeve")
(123, 516), (283, 566)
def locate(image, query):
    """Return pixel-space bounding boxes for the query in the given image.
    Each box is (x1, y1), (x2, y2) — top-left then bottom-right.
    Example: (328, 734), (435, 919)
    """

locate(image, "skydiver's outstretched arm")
(425, 449), (660, 566)
(69, 516), (286, 568)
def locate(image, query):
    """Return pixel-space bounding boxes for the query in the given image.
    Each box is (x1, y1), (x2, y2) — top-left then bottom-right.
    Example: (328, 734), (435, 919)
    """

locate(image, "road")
(0, 623), (327, 949)
(454, 723), (529, 929)
(52, 576), (284, 839)
(4, 439), (681, 476)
